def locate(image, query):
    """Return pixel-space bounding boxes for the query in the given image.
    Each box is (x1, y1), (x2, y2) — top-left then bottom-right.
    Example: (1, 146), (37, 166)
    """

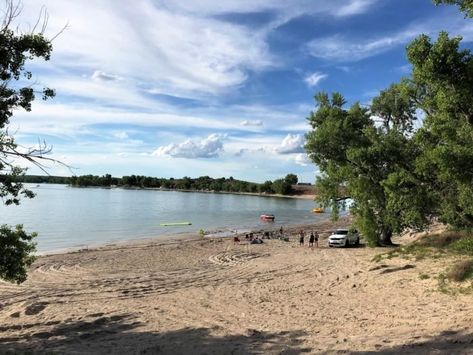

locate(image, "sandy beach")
(0, 217), (472, 354)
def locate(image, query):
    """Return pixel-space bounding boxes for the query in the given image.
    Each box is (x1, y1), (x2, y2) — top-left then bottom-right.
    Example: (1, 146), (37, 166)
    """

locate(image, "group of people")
(299, 229), (319, 247)
(233, 226), (319, 247)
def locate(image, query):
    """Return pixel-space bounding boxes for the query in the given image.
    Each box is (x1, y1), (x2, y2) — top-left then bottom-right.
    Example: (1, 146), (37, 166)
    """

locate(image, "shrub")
(0, 224), (37, 283)
(417, 231), (468, 248)
(449, 238), (473, 255)
(447, 259), (473, 282)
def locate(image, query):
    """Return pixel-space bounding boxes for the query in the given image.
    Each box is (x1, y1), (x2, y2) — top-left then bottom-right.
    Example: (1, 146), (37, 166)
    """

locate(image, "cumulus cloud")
(240, 119), (263, 127)
(153, 134), (225, 159)
(275, 134), (305, 154)
(235, 147), (266, 157)
(304, 72), (328, 88)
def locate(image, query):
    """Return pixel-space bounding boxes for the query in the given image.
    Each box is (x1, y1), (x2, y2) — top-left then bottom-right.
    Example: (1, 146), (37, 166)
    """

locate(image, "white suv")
(328, 229), (360, 247)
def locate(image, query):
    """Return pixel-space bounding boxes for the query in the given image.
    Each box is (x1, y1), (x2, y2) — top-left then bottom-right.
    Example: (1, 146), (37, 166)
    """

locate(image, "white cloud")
(306, 30), (417, 62)
(275, 134), (305, 154)
(240, 119), (263, 127)
(92, 70), (122, 82)
(152, 134), (225, 159)
(234, 147), (266, 157)
(306, 13), (473, 62)
(295, 153), (311, 166)
(304, 72), (328, 88)
(336, 0), (377, 17)
(20, 0), (274, 100)
(113, 131), (129, 139)
(162, 0), (378, 18)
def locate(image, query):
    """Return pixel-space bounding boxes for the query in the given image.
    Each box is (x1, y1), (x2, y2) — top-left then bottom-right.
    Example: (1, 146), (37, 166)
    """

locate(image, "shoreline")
(41, 183), (316, 200)
(36, 215), (346, 257)
(2, 214), (472, 354)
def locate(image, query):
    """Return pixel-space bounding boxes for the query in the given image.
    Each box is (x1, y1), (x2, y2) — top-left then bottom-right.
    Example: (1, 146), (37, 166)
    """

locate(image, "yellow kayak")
(312, 207), (324, 213)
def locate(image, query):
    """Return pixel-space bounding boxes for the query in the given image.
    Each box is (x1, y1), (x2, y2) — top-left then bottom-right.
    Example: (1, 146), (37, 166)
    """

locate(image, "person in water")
(299, 230), (305, 246)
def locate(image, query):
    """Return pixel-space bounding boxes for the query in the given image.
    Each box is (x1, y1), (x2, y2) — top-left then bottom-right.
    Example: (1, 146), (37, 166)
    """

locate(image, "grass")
(372, 231), (473, 262)
(419, 273), (430, 280)
(372, 230), (473, 293)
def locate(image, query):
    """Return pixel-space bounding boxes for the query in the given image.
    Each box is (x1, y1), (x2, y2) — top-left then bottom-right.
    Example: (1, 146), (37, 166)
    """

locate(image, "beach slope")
(0, 219), (472, 354)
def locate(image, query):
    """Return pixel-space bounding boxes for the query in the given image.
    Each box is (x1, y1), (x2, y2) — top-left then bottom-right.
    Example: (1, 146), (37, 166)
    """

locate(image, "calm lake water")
(0, 184), (325, 252)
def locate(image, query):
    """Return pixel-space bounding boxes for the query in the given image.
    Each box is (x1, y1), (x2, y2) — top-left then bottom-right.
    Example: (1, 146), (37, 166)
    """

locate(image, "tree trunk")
(378, 228), (393, 246)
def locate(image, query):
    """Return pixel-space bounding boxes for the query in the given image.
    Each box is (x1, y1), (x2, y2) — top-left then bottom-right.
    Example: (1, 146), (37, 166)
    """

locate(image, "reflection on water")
(0, 184), (324, 252)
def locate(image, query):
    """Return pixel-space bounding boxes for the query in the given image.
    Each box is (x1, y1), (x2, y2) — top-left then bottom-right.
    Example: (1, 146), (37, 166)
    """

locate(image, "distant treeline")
(15, 173), (305, 195)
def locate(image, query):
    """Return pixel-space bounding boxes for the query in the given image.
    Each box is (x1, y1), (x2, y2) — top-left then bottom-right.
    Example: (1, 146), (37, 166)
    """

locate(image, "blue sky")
(12, 0), (473, 182)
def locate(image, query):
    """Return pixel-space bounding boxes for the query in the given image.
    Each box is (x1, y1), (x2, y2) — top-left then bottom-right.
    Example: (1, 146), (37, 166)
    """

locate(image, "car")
(328, 229), (360, 247)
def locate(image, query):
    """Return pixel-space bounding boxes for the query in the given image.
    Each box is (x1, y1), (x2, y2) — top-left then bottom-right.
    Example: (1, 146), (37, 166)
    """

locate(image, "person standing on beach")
(299, 230), (305, 246)
(315, 231), (319, 248)
(309, 231), (315, 247)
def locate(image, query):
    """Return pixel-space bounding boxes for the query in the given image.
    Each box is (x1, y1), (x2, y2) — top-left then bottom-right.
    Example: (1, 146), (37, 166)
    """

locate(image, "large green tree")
(0, 1), (56, 283)
(306, 10), (473, 245)
(407, 32), (473, 229)
(305, 88), (422, 245)
(433, 0), (473, 17)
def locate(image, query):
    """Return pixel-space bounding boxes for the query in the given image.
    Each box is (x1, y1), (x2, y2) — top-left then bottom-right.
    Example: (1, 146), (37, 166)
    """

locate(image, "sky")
(10, 0), (473, 183)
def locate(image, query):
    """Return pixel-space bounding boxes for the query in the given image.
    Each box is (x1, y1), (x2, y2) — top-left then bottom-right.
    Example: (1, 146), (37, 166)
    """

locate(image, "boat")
(260, 214), (275, 221)
(160, 222), (192, 226)
(312, 207), (324, 213)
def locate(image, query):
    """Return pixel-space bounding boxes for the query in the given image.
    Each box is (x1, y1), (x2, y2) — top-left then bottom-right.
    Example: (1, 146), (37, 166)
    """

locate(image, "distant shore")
(114, 185), (316, 200)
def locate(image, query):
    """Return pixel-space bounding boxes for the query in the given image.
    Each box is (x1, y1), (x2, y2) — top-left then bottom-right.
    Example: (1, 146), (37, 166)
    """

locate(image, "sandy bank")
(0, 217), (472, 354)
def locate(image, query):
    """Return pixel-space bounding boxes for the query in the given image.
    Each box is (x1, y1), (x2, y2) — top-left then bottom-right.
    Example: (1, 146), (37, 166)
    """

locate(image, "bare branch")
(1, 0), (22, 31)
(50, 22), (68, 42)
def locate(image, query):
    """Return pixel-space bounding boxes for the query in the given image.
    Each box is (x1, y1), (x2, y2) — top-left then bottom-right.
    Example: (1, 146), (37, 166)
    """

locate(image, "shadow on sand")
(1, 313), (472, 354)
(346, 329), (473, 354)
(0, 313), (311, 354)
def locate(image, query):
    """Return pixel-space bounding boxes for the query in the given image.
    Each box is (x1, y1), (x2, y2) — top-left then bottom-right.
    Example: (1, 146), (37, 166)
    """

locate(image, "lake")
(0, 184), (325, 252)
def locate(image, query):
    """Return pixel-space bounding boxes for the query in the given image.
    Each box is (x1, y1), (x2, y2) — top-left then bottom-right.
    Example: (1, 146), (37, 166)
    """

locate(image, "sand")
(0, 217), (472, 354)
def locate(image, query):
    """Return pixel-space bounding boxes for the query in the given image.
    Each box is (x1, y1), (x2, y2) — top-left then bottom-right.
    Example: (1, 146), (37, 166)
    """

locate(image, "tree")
(407, 32), (473, 229)
(0, 1), (57, 283)
(305, 88), (422, 245)
(272, 178), (292, 195)
(284, 173), (298, 185)
(433, 0), (473, 17)
(0, 224), (36, 283)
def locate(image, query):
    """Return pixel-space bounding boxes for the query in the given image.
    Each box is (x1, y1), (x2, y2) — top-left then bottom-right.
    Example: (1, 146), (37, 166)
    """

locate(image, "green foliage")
(0, 2), (55, 284)
(306, 9), (473, 245)
(305, 88), (419, 245)
(374, 231), (473, 264)
(450, 237), (473, 254)
(259, 180), (274, 194)
(21, 173), (299, 196)
(284, 173), (298, 185)
(433, 0), (473, 17)
(0, 224), (37, 284)
(0, 6), (55, 205)
(408, 32), (473, 229)
(271, 178), (292, 195)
